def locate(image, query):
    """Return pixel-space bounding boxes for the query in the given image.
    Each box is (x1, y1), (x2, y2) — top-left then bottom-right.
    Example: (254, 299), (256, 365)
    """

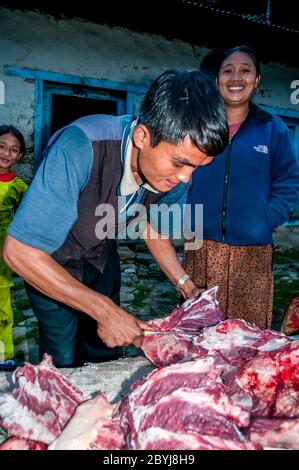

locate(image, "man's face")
(132, 125), (213, 192)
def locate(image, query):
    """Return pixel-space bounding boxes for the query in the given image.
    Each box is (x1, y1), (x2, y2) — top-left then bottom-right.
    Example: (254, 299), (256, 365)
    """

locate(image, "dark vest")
(50, 116), (163, 281)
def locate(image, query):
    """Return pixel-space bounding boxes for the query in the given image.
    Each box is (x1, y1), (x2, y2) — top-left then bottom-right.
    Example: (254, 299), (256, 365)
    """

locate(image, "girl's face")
(0, 133), (23, 173)
(217, 51), (260, 107)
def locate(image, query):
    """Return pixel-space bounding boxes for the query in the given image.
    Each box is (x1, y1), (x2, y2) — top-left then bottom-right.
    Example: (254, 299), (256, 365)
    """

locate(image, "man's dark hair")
(0, 124), (26, 159)
(137, 70), (228, 156)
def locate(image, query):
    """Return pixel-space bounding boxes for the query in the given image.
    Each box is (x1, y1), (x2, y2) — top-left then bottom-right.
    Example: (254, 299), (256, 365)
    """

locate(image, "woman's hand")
(180, 278), (204, 300)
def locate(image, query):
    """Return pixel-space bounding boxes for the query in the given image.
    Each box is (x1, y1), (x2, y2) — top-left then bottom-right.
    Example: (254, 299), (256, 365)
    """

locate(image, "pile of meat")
(0, 287), (298, 450)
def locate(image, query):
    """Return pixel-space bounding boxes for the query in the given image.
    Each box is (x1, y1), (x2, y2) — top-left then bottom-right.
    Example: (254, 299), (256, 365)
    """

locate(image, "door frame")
(4, 66), (147, 167)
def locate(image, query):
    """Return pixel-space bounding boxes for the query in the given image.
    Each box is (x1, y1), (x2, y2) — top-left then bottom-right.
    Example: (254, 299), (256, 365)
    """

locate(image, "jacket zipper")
(221, 143), (232, 242)
(220, 108), (253, 242)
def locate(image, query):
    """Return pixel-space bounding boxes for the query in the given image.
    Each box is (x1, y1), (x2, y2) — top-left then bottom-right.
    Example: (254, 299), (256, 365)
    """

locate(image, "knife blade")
(143, 330), (199, 337)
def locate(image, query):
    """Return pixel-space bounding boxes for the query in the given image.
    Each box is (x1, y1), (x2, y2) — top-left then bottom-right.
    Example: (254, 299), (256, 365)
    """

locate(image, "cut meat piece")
(197, 319), (290, 366)
(125, 355), (230, 406)
(139, 427), (261, 450)
(0, 436), (47, 450)
(0, 354), (87, 444)
(280, 296), (299, 336)
(273, 341), (299, 418)
(142, 292), (289, 368)
(234, 342), (299, 418)
(49, 393), (124, 450)
(235, 352), (280, 417)
(149, 286), (224, 333)
(141, 333), (206, 367)
(142, 287), (223, 366)
(248, 417), (299, 450)
(135, 385), (250, 428)
(115, 355), (253, 449)
(116, 380), (250, 449)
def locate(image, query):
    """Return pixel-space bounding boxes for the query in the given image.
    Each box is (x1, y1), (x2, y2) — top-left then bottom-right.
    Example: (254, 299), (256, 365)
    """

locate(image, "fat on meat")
(197, 319), (290, 366)
(0, 354), (87, 444)
(138, 427), (261, 450)
(124, 355), (230, 406)
(248, 417), (299, 450)
(116, 380), (250, 449)
(273, 341), (299, 418)
(49, 393), (124, 450)
(234, 341), (299, 418)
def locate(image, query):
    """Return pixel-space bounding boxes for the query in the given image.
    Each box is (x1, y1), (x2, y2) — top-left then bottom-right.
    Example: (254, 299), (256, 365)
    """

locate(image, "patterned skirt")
(183, 239), (273, 330)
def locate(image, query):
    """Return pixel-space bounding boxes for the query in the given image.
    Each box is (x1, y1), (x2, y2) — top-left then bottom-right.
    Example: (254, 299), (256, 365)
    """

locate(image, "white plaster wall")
(257, 63), (299, 111)
(0, 7), (203, 178)
(0, 8), (201, 85)
(0, 6), (299, 180)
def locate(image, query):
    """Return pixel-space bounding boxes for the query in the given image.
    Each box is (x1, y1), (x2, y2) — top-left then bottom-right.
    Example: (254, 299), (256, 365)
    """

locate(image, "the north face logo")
(253, 145), (269, 154)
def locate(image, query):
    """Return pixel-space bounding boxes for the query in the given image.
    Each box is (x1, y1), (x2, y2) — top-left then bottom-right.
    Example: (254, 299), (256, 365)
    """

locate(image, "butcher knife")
(143, 330), (199, 337)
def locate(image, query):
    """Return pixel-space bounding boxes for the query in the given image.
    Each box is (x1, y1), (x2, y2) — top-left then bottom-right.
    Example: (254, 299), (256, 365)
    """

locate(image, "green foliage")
(12, 308), (25, 327)
(273, 279), (299, 330)
(0, 428), (8, 446)
(273, 248), (299, 265)
(14, 298), (31, 310)
(160, 291), (181, 306)
(11, 285), (32, 325)
(132, 283), (151, 307)
(13, 333), (27, 347)
(272, 248), (299, 330)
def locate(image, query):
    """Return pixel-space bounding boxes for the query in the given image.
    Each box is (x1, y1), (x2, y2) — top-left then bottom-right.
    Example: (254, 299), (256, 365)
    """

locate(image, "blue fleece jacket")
(188, 103), (299, 246)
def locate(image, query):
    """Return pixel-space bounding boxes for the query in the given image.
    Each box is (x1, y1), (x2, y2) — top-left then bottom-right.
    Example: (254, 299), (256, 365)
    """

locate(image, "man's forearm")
(3, 235), (148, 347)
(3, 235), (113, 322)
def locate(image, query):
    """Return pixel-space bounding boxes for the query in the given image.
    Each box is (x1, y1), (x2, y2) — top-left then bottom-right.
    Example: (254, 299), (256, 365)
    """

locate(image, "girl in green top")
(0, 125), (27, 364)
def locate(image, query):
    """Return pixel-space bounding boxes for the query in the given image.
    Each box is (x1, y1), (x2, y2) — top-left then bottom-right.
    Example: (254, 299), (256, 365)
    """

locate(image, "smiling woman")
(217, 47), (260, 115)
(185, 45), (299, 330)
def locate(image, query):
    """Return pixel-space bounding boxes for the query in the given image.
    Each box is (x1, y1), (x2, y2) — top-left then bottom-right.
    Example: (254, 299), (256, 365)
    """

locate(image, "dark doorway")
(37, 81), (128, 168)
(51, 94), (117, 134)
